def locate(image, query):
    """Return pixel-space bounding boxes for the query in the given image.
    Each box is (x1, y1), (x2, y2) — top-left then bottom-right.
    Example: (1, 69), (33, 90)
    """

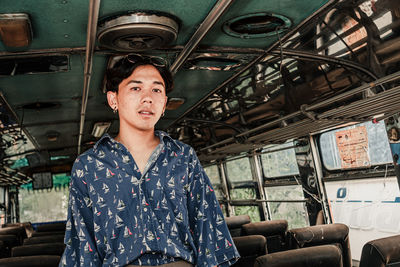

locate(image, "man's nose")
(141, 91), (153, 103)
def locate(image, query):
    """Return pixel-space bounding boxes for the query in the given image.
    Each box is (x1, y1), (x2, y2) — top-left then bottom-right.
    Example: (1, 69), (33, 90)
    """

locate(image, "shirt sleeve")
(60, 159), (102, 267)
(187, 148), (240, 267)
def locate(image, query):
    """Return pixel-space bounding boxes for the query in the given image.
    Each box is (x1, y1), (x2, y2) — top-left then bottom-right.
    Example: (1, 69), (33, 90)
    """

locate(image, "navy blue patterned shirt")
(60, 131), (239, 266)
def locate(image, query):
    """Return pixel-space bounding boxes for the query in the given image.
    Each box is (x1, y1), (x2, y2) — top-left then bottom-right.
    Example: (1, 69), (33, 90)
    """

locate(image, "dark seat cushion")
(242, 220), (288, 237)
(225, 215), (251, 237)
(0, 234), (20, 248)
(35, 223), (66, 232)
(360, 234), (400, 267)
(254, 244), (343, 267)
(23, 235), (65, 245)
(233, 235), (267, 257)
(288, 223), (351, 267)
(242, 220), (288, 253)
(31, 231), (65, 237)
(0, 255), (60, 267)
(12, 242), (66, 257)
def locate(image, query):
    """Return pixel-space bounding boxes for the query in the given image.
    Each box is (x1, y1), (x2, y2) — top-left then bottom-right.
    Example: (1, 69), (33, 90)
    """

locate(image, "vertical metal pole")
(219, 162), (234, 216)
(309, 135), (333, 224)
(250, 153), (270, 220)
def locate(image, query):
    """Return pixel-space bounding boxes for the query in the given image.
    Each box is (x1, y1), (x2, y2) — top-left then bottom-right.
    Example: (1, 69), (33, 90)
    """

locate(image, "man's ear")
(107, 91), (118, 109)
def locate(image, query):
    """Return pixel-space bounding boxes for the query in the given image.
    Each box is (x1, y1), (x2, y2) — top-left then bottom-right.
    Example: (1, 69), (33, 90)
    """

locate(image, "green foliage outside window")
(19, 173), (70, 223)
(234, 206), (261, 222)
(225, 157), (252, 182)
(265, 185), (308, 229)
(261, 142), (299, 178)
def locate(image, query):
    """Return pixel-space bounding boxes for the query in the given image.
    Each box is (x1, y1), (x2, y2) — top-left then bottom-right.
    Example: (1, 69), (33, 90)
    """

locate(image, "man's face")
(107, 64), (168, 133)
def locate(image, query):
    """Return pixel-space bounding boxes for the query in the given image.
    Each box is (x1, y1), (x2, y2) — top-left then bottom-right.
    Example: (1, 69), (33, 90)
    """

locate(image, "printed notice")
(335, 126), (370, 168)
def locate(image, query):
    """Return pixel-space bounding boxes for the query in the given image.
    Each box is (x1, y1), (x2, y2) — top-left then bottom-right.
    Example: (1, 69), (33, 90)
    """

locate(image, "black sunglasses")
(125, 54), (168, 68)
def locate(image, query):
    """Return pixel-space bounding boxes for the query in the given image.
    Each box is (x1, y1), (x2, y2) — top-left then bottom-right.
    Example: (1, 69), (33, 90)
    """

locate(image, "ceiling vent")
(98, 12), (179, 51)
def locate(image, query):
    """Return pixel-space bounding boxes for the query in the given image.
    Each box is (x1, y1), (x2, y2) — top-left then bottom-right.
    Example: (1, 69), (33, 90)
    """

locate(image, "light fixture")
(46, 131), (60, 142)
(92, 122), (111, 138)
(0, 13), (32, 47)
(166, 98), (185, 110)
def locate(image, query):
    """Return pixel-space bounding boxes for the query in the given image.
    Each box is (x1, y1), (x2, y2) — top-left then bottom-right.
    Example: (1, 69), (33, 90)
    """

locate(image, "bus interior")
(0, 0), (400, 266)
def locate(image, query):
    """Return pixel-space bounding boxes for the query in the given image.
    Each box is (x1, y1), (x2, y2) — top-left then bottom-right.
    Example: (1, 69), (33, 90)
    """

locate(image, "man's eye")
(153, 88), (162, 93)
(131, 87), (140, 91)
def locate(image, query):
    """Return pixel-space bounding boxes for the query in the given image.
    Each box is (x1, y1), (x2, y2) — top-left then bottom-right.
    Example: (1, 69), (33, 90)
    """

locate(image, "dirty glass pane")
(19, 173), (70, 223)
(234, 205), (261, 222)
(319, 121), (392, 170)
(204, 165), (221, 185)
(264, 185), (308, 229)
(261, 142), (299, 178)
(230, 188), (256, 200)
(225, 157), (252, 182)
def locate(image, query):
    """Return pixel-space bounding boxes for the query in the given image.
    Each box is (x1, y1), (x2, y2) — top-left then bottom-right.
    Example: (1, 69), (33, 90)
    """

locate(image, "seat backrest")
(254, 244), (343, 267)
(232, 235), (267, 267)
(241, 220), (288, 253)
(224, 215), (251, 237)
(0, 255), (60, 267)
(287, 223), (351, 267)
(360, 234), (400, 267)
(0, 226), (27, 244)
(35, 222), (66, 232)
(23, 234), (65, 245)
(0, 234), (21, 257)
(32, 231), (65, 237)
(12, 242), (66, 257)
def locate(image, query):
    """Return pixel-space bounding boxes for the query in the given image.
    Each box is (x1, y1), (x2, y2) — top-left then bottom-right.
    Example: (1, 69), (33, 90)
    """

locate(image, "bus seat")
(1, 222), (34, 238)
(31, 231), (65, 237)
(0, 240), (5, 258)
(11, 242), (65, 257)
(232, 235), (267, 267)
(254, 244), (343, 267)
(359, 234), (400, 267)
(287, 223), (351, 267)
(23, 235), (65, 245)
(0, 255), (60, 266)
(35, 222), (66, 232)
(0, 235), (21, 257)
(225, 215), (251, 237)
(0, 226), (27, 244)
(241, 220), (288, 253)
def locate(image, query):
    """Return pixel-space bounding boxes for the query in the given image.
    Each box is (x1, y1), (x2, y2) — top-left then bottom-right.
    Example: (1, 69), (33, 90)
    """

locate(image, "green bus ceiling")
(0, 0), (337, 179)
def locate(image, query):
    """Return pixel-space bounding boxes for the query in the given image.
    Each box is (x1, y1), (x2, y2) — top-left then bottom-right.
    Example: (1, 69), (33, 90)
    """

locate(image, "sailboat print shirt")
(60, 131), (239, 267)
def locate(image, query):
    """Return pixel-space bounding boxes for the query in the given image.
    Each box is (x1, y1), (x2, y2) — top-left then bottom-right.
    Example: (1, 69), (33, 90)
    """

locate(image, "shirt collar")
(93, 131), (181, 151)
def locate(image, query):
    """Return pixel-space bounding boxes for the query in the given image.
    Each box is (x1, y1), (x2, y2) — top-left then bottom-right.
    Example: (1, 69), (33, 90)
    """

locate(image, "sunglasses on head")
(125, 54), (168, 68)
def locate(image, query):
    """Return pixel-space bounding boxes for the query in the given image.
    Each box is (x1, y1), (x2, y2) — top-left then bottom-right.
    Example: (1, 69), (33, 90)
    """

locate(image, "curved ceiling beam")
(169, 0), (234, 74)
(78, 0), (101, 154)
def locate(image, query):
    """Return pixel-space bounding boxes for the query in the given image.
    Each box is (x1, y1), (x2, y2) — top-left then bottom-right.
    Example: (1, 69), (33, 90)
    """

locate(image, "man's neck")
(115, 126), (159, 153)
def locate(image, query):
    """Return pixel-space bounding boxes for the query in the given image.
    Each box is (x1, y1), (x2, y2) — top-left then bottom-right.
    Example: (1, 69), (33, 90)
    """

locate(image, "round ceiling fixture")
(223, 12), (291, 38)
(184, 53), (252, 71)
(98, 11), (179, 51)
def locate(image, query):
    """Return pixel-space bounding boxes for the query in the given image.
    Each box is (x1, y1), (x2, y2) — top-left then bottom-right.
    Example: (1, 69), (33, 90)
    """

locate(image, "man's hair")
(106, 56), (174, 94)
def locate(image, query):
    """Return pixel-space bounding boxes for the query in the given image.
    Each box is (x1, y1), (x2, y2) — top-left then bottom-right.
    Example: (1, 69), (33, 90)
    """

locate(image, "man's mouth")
(138, 110), (154, 115)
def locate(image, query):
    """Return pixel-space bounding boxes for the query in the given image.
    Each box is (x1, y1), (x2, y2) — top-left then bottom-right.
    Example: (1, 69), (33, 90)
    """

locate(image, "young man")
(60, 55), (239, 267)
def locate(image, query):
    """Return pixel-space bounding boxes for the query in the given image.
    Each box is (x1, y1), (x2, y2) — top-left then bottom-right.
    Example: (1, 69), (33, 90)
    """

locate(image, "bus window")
(261, 142), (299, 178)
(319, 121), (393, 170)
(225, 157), (256, 201)
(264, 185), (309, 229)
(225, 157), (252, 183)
(204, 165), (223, 199)
(18, 173), (70, 223)
(225, 157), (261, 221)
